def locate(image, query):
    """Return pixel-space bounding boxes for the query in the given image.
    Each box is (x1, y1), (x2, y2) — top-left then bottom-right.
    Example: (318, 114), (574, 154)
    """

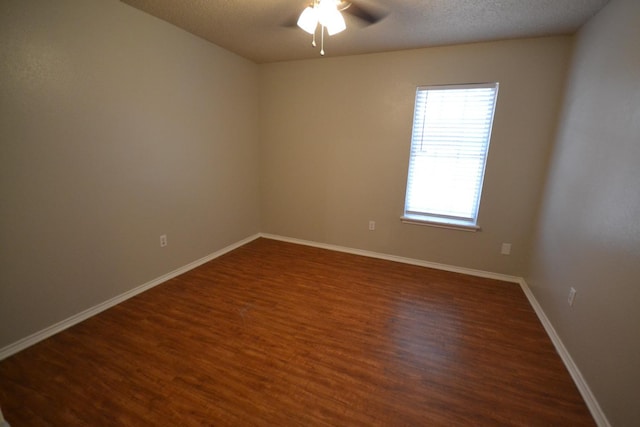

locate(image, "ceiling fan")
(291, 0), (387, 56)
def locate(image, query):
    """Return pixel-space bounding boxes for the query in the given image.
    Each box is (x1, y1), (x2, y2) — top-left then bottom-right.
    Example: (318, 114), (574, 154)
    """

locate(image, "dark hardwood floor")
(0, 238), (595, 426)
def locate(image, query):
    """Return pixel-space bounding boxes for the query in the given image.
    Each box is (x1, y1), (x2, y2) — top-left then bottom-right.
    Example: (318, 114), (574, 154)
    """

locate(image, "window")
(402, 83), (499, 230)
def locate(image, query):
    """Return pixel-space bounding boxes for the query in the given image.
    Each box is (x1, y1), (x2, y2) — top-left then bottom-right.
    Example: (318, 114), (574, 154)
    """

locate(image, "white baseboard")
(518, 279), (610, 427)
(259, 233), (522, 284)
(0, 233), (261, 361)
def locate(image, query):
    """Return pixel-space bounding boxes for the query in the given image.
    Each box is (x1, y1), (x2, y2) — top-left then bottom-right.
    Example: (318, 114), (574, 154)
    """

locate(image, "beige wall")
(259, 37), (572, 276)
(0, 0), (260, 348)
(526, 0), (640, 424)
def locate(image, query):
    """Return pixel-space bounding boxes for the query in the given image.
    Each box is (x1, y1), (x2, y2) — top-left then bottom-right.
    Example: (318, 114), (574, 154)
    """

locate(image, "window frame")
(401, 82), (499, 232)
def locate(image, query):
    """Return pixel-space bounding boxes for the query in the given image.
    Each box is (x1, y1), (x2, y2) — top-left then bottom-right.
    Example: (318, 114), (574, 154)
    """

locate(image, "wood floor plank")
(0, 238), (595, 426)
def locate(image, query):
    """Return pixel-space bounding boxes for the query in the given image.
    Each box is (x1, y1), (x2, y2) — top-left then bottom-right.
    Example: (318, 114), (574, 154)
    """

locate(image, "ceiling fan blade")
(341, 1), (387, 25)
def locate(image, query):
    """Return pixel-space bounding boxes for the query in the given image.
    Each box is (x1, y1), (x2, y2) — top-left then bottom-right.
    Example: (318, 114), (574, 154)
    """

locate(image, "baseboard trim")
(517, 278), (610, 427)
(0, 233), (261, 361)
(259, 233), (522, 284)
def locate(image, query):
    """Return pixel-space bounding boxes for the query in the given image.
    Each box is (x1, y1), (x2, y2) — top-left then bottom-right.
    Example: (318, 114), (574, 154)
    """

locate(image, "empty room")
(0, 0), (638, 425)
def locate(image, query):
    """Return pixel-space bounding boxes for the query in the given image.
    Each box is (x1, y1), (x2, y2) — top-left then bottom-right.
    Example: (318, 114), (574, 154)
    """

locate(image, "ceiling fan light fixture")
(317, 0), (346, 35)
(323, 9), (346, 35)
(297, 0), (348, 56)
(297, 6), (318, 34)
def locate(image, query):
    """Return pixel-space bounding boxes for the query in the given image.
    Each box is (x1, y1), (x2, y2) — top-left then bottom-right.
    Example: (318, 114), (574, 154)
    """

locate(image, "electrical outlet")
(501, 243), (512, 255)
(369, 220), (376, 231)
(160, 234), (167, 247)
(568, 287), (577, 306)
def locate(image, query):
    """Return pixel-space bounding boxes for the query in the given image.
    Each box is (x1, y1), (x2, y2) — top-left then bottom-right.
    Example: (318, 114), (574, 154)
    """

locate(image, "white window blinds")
(404, 83), (498, 227)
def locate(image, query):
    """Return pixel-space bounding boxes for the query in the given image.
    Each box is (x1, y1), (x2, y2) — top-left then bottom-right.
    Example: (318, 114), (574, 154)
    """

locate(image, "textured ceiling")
(119, 0), (610, 63)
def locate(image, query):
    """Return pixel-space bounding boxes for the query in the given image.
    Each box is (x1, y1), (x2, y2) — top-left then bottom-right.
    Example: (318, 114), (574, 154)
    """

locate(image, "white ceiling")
(119, 0), (610, 63)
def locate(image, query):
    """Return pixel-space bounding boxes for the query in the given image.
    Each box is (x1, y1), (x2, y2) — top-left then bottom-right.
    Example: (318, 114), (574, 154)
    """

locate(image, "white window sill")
(400, 215), (481, 232)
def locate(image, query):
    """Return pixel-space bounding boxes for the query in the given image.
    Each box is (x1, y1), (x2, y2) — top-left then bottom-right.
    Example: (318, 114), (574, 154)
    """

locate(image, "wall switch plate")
(568, 287), (577, 306)
(160, 234), (167, 247)
(501, 243), (512, 255)
(369, 221), (375, 231)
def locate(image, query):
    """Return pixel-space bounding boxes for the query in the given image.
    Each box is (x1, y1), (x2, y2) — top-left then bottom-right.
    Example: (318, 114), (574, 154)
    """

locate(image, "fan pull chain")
(320, 25), (325, 56)
(312, 30), (316, 47)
